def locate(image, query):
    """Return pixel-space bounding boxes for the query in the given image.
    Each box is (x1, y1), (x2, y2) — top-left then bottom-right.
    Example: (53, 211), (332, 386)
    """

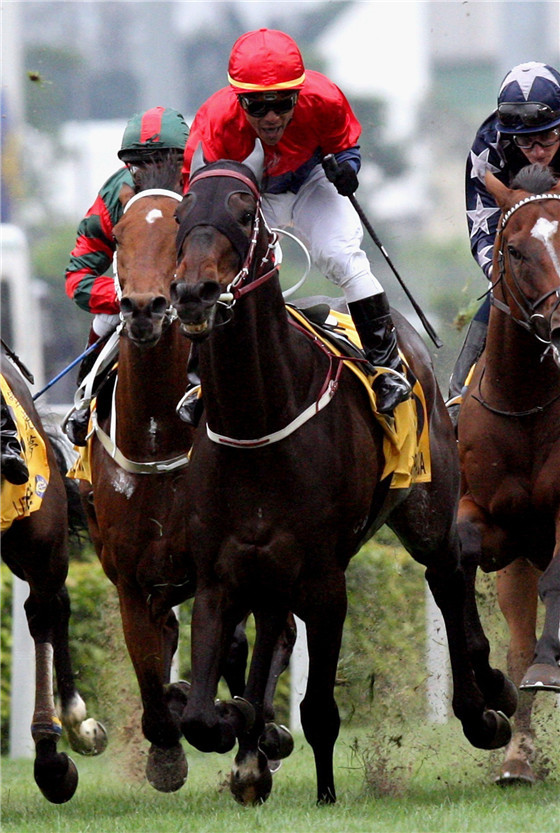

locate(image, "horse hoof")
(520, 663), (560, 692)
(216, 696), (255, 733)
(230, 750), (272, 805)
(146, 743), (188, 792)
(495, 759), (536, 786)
(165, 680), (191, 728)
(68, 719), (108, 756)
(494, 675), (519, 717)
(464, 709), (511, 750)
(259, 723), (294, 761)
(34, 753), (79, 804)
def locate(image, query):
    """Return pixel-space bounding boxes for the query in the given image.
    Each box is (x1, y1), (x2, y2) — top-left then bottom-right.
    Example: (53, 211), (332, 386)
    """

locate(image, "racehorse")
(170, 143), (517, 805)
(458, 163), (560, 785)
(83, 160), (293, 793)
(1, 344), (107, 803)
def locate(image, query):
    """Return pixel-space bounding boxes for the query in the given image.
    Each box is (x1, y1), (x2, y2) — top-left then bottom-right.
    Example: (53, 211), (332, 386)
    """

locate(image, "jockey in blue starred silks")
(448, 61), (560, 425)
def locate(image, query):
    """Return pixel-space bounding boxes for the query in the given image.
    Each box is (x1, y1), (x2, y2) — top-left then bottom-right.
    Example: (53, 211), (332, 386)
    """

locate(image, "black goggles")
(497, 101), (560, 129)
(238, 92), (299, 118)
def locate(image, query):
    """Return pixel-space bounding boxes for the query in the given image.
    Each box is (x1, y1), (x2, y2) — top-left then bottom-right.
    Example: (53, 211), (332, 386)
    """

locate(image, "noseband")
(493, 193), (560, 343)
(177, 167), (280, 306)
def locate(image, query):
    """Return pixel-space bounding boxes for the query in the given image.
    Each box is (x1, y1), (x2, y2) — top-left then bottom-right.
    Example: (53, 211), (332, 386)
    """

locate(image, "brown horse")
(458, 164), (560, 785)
(170, 144), (517, 806)
(84, 161), (293, 793)
(1, 345), (107, 803)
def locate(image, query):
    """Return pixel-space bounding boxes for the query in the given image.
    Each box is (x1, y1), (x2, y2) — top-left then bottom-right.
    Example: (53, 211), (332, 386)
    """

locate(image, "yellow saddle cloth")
(287, 307), (431, 489)
(1, 375), (50, 531)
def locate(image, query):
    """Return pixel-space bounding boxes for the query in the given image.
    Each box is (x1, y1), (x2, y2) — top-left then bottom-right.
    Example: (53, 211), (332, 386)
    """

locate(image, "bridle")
(177, 167), (280, 309)
(492, 192), (560, 344)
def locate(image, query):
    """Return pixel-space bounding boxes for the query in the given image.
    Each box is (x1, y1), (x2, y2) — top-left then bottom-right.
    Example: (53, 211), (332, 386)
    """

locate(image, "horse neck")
(115, 323), (191, 450)
(200, 279), (317, 439)
(484, 301), (559, 409)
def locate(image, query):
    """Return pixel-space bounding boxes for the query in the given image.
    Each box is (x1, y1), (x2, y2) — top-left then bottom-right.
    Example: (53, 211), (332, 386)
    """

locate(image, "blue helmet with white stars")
(497, 61), (560, 134)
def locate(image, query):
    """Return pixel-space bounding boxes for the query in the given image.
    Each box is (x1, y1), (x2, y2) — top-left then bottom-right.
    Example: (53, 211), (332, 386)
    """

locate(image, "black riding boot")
(1, 396), (29, 485)
(177, 345), (204, 427)
(348, 293), (412, 415)
(446, 318), (487, 429)
(65, 333), (103, 446)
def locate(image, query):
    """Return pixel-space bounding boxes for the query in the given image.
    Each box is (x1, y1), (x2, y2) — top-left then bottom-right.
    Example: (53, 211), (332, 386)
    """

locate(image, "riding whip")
(32, 328), (116, 401)
(1, 337), (35, 384)
(322, 155), (443, 348)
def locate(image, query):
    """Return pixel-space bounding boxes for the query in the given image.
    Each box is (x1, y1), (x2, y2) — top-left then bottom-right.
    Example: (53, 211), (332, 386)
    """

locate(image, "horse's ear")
(242, 140), (265, 186)
(485, 171), (510, 209)
(190, 142), (207, 178)
(119, 182), (135, 209)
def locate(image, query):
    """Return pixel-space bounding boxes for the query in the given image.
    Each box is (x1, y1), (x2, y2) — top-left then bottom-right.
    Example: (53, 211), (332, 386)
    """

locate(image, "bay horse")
(84, 160), (293, 793)
(1, 344), (107, 803)
(458, 164), (560, 785)
(170, 143), (517, 805)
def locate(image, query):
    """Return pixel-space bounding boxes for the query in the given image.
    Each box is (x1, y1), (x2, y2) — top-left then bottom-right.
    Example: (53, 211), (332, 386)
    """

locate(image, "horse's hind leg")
(24, 590), (79, 803)
(51, 584), (108, 756)
(495, 560), (539, 785)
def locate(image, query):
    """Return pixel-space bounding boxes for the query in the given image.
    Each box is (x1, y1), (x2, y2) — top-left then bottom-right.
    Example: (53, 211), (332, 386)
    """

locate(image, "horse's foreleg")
(183, 586), (248, 754)
(494, 559), (540, 785)
(521, 550), (560, 691)
(117, 582), (187, 792)
(299, 579), (346, 805)
(221, 618), (249, 698)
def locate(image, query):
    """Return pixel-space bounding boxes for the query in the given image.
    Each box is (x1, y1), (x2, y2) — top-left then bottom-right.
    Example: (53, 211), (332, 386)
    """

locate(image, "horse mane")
(133, 156), (183, 195)
(511, 163), (558, 194)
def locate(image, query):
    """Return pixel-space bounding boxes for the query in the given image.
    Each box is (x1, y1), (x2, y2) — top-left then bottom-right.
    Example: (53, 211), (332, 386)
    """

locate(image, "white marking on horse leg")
(531, 218), (560, 276)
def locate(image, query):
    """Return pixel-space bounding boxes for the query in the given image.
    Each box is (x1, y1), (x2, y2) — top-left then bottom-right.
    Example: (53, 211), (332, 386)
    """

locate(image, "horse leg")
(50, 584), (108, 757)
(182, 587), (253, 754)
(520, 550), (560, 691)
(24, 590), (79, 804)
(299, 579), (347, 804)
(425, 546), (513, 751)
(259, 612), (296, 770)
(221, 618), (249, 697)
(494, 559), (540, 785)
(229, 607), (289, 805)
(117, 582), (187, 792)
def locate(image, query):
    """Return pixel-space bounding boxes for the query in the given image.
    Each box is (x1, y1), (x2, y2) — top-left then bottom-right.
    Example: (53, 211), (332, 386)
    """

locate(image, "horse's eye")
(507, 244), (522, 261)
(240, 211), (254, 226)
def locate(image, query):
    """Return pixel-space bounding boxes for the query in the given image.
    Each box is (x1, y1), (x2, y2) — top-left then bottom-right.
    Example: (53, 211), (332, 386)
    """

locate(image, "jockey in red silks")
(182, 28), (411, 416)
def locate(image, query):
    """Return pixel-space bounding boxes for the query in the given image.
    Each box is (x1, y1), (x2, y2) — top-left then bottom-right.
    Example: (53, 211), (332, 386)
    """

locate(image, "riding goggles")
(238, 92), (299, 118)
(512, 128), (560, 150)
(498, 101), (560, 130)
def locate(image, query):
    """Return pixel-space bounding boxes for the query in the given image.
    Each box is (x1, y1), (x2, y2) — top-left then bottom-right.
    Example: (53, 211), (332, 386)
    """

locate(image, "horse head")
(171, 141), (277, 340)
(113, 160), (183, 348)
(486, 165), (560, 367)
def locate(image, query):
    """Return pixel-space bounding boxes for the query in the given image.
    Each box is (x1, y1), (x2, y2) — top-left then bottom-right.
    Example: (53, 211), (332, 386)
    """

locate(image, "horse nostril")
(151, 296), (169, 318)
(197, 281), (222, 306)
(120, 297), (134, 317)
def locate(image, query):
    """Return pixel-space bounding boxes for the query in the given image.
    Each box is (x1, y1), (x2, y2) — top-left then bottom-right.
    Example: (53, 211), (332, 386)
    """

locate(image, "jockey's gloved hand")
(322, 159), (359, 196)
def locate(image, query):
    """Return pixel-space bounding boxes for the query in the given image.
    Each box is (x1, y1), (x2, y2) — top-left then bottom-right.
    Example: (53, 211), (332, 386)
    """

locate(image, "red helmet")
(228, 28), (306, 94)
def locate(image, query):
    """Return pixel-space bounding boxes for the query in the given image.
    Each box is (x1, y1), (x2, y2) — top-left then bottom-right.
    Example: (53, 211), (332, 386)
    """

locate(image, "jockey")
(64, 106), (189, 445)
(447, 61), (560, 424)
(182, 28), (412, 416)
(1, 394), (29, 485)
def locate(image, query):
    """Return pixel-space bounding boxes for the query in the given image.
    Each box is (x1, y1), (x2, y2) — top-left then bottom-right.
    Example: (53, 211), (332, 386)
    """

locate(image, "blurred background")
(2, 0), (558, 406)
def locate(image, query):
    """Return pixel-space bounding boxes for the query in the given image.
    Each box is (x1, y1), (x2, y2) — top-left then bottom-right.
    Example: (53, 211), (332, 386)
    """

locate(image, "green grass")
(2, 722), (559, 833)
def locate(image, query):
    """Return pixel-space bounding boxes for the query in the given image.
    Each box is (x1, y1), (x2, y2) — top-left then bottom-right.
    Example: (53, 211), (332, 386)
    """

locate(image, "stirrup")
(176, 385), (203, 427)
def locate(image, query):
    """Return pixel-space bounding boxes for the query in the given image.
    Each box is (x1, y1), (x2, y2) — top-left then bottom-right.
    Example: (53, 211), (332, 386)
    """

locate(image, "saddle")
(287, 303), (431, 489)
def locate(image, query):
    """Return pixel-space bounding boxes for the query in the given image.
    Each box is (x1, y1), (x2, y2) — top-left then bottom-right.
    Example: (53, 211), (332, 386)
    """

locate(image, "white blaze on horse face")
(530, 218), (560, 277)
(146, 209), (163, 225)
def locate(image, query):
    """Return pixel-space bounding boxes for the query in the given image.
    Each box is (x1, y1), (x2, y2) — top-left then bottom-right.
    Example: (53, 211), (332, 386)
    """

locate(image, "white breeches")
(262, 164), (383, 303)
(92, 313), (120, 338)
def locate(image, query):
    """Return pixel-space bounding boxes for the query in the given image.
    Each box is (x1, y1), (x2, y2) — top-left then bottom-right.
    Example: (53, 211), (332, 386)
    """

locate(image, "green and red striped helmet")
(118, 106), (189, 163)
